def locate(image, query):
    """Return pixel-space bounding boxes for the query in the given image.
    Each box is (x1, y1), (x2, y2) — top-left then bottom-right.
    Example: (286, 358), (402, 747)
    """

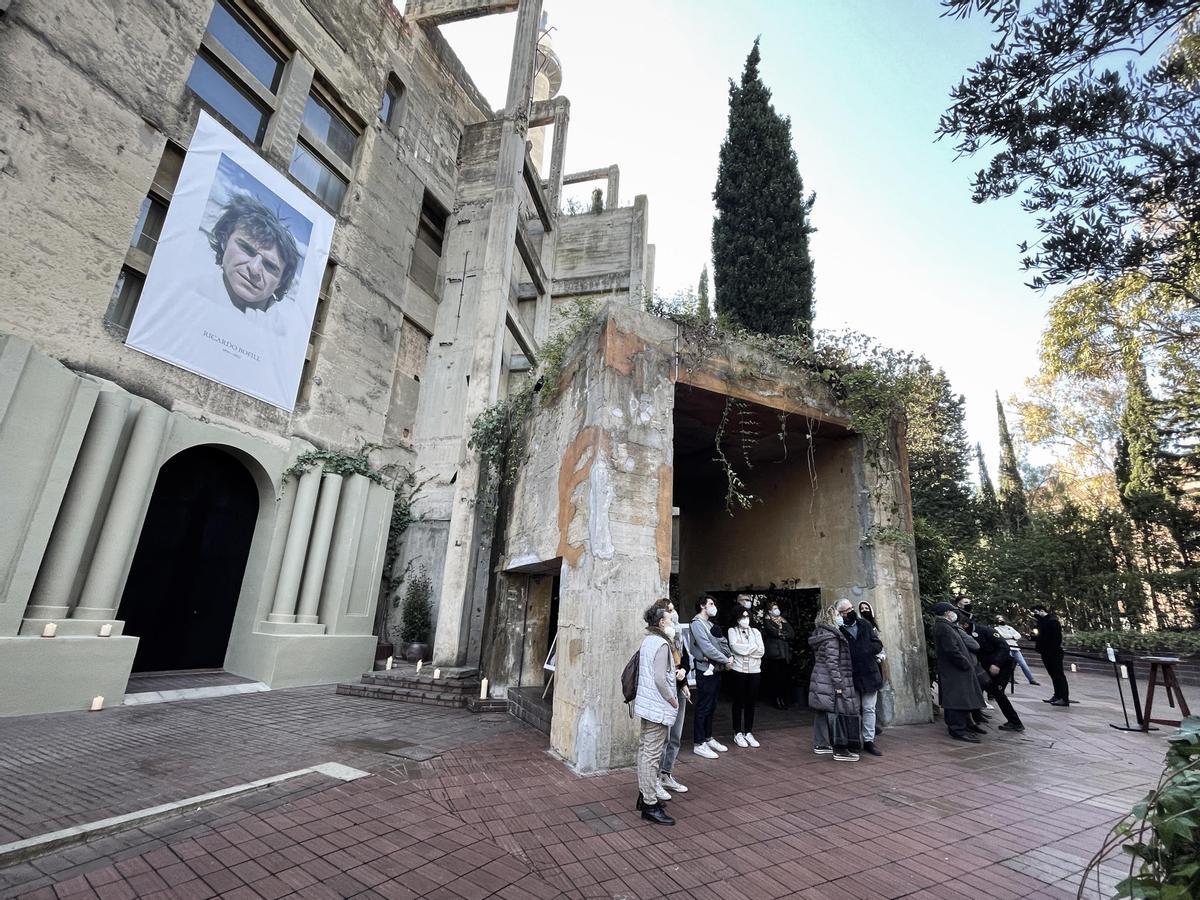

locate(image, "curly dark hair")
(209, 192), (302, 304)
(644, 604), (669, 630)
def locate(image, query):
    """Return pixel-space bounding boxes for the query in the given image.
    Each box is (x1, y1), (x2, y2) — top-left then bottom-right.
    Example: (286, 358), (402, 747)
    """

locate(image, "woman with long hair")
(808, 602), (859, 762)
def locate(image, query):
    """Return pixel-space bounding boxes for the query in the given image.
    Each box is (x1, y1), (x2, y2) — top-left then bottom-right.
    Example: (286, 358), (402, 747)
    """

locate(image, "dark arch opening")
(118, 445), (259, 672)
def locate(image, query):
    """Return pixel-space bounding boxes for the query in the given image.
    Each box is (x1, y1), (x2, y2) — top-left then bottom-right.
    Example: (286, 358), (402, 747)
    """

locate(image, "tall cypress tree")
(712, 38), (816, 337)
(975, 442), (1000, 533)
(697, 266), (711, 319)
(995, 393), (1028, 532)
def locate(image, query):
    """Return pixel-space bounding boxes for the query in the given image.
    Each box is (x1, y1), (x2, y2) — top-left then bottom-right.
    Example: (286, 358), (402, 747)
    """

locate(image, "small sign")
(1106, 645), (1117, 663)
(544, 633), (558, 673)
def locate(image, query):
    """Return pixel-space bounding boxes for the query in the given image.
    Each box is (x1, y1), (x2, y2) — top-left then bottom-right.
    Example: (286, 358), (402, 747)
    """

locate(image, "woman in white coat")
(728, 597), (766, 747)
(633, 604), (680, 826)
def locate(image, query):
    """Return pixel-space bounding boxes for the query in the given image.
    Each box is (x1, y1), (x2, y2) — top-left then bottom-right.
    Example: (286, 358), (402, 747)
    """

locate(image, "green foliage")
(712, 38), (816, 337)
(468, 299), (599, 509)
(590, 188), (603, 215)
(995, 394), (1028, 532)
(697, 266), (711, 320)
(397, 568), (432, 643)
(939, 0), (1200, 301)
(282, 444), (389, 485)
(1081, 717), (1200, 898)
(1066, 630), (1200, 656)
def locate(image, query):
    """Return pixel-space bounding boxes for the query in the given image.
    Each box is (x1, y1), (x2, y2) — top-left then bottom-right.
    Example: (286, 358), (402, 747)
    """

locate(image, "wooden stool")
(1140, 657), (1192, 731)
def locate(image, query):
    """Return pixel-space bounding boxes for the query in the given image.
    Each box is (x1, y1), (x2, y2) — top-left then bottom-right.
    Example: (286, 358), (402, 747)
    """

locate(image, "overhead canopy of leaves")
(939, 0), (1200, 300)
(712, 38), (816, 336)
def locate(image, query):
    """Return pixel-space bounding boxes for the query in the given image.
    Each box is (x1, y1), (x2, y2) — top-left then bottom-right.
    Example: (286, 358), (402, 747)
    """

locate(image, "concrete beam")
(562, 167), (615, 186)
(529, 97), (565, 128)
(523, 152), (553, 232)
(515, 218), (547, 296)
(517, 273), (630, 301)
(404, 0), (518, 25)
(505, 303), (537, 362)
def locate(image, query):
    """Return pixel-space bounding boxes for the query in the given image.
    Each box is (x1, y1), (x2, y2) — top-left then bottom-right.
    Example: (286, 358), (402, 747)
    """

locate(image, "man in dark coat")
(963, 617), (1025, 732)
(1033, 604), (1070, 706)
(931, 601), (985, 742)
(836, 598), (885, 756)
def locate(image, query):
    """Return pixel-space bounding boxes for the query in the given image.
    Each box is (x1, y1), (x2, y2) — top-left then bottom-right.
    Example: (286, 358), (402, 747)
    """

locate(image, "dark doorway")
(118, 446), (258, 672)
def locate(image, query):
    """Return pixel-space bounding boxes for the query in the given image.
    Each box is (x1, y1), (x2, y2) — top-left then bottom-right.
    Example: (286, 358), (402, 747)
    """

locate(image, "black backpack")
(620, 649), (639, 705)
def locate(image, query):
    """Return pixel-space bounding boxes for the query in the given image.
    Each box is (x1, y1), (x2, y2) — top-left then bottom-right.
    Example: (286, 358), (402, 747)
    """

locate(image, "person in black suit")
(1033, 604), (1070, 706)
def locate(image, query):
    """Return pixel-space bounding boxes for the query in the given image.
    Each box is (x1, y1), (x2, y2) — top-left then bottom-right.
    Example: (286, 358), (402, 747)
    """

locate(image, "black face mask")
(842, 610), (858, 625)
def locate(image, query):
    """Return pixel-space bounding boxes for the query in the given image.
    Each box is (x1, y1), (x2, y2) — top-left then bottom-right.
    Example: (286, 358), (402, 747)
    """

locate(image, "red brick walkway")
(0, 666), (1176, 899)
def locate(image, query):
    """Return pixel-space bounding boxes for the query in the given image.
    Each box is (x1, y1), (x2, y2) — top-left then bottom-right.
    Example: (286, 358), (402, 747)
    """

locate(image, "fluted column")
(73, 403), (169, 620)
(267, 466), (322, 624)
(295, 473), (342, 625)
(26, 392), (132, 619)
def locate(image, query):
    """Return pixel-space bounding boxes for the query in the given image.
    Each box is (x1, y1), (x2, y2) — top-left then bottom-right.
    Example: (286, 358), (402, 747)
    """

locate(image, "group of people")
(631, 593), (886, 825)
(931, 595), (1071, 743)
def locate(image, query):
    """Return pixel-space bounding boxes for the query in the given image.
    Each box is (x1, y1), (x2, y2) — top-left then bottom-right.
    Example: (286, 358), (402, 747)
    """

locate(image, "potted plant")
(398, 569), (432, 663)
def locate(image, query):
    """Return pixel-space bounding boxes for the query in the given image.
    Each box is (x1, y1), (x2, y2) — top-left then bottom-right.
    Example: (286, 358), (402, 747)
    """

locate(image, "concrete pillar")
(267, 466), (322, 624)
(317, 473), (369, 632)
(534, 98), (569, 342)
(26, 392), (132, 619)
(295, 472), (342, 625)
(73, 403), (169, 620)
(606, 165), (620, 209)
(432, 0), (543, 667)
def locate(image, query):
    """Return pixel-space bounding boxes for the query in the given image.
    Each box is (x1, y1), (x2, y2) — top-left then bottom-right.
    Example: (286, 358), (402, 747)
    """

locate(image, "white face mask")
(670, 610), (680, 625)
(705, 604), (717, 618)
(770, 608), (781, 617)
(739, 599), (752, 609)
(738, 617), (750, 628)
(947, 611), (959, 623)
(663, 624), (676, 640)
(835, 615), (844, 627)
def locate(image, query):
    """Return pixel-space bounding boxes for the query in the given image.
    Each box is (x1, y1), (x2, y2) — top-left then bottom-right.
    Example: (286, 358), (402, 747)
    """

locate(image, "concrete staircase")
(336, 664), (509, 713)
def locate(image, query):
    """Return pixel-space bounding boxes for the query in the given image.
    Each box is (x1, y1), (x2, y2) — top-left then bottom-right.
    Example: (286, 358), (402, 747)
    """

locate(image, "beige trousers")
(638, 719), (670, 804)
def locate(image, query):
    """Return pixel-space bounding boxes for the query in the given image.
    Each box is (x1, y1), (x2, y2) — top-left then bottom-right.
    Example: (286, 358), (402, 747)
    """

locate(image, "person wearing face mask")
(809, 603), (860, 761)
(689, 596), (735, 759)
(960, 615), (1025, 733)
(761, 602), (795, 709)
(931, 601), (986, 742)
(835, 598), (885, 756)
(994, 615), (1039, 685)
(654, 599), (692, 795)
(727, 599), (766, 748)
(1032, 604), (1070, 706)
(857, 600), (877, 628)
(633, 604), (680, 825)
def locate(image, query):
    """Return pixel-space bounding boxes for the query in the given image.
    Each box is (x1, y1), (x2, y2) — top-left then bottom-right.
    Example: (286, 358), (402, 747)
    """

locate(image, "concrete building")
(0, 0), (927, 772)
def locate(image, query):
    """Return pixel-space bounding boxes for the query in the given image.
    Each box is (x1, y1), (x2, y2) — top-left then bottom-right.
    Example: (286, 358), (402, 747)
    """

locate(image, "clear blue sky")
(440, 1), (1055, 476)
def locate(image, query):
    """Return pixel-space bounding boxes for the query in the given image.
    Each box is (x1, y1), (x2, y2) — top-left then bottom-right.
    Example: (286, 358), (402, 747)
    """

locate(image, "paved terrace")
(0, 664), (1179, 899)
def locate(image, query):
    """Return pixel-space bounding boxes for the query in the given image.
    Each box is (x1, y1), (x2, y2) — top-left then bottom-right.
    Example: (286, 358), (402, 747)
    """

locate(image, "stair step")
(336, 683), (468, 707)
(360, 674), (479, 693)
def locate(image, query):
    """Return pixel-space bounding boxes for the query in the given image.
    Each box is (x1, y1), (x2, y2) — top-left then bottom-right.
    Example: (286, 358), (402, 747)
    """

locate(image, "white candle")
(433, 668), (441, 680)
(480, 677), (489, 699)
(416, 660), (423, 672)
(1120, 664), (1128, 679)
(1070, 663), (1078, 673)
(41, 622), (57, 638)
(90, 696), (104, 711)
(385, 656), (393, 670)
(98, 623), (113, 637)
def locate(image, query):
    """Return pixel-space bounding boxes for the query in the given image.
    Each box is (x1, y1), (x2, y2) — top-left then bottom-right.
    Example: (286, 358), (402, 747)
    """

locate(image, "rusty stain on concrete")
(556, 426), (604, 567)
(655, 462), (672, 584)
(601, 318), (646, 376)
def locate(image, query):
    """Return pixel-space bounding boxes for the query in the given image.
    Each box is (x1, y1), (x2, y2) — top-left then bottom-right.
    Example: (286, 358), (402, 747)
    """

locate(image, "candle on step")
(1070, 663), (1078, 672)
(386, 656), (393, 670)
(416, 660), (423, 672)
(433, 668), (441, 680)
(480, 677), (489, 699)
(98, 623), (112, 637)
(1120, 664), (1128, 679)
(90, 696), (104, 711)
(41, 622), (57, 638)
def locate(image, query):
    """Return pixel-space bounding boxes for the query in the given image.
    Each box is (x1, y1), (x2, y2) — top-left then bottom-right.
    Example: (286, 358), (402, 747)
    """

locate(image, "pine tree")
(712, 38), (816, 337)
(995, 393), (1028, 532)
(975, 442), (1000, 533)
(697, 266), (711, 320)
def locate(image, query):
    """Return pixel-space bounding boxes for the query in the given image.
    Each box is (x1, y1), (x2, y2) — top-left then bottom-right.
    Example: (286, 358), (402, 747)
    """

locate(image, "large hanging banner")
(126, 111), (335, 411)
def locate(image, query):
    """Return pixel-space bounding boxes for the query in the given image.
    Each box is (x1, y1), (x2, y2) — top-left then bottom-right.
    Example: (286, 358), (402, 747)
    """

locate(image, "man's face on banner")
(222, 224), (285, 309)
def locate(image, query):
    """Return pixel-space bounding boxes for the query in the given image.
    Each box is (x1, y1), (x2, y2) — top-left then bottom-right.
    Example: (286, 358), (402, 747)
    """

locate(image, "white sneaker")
(693, 743), (718, 759)
(733, 733), (749, 748)
(707, 738), (728, 753)
(745, 733), (760, 748)
(654, 782), (672, 801)
(661, 774), (688, 793)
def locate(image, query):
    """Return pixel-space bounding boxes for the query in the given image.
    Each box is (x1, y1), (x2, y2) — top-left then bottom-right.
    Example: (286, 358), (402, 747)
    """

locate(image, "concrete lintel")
(562, 166), (618, 186)
(515, 218), (547, 296)
(529, 97), (567, 128)
(506, 304), (537, 362)
(523, 152), (553, 232)
(517, 273), (630, 301)
(404, 0), (518, 25)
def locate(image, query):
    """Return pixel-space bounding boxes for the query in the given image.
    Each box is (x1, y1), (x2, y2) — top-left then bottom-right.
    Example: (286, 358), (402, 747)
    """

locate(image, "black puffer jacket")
(841, 619), (884, 694)
(762, 617), (795, 662)
(808, 625), (858, 715)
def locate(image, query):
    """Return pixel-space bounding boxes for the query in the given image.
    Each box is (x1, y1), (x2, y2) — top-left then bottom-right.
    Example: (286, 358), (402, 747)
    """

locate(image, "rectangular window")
(184, 0), (284, 147)
(409, 193), (448, 298)
(106, 143), (186, 329)
(290, 89), (359, 211)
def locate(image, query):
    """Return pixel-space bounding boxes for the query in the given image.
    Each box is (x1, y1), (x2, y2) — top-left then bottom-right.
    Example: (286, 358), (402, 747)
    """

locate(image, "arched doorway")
(118, 446), (259, 672)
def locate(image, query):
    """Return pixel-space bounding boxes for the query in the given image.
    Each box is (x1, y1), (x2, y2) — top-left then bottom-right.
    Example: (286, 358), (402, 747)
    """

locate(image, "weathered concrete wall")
(0, 0), (487, 460)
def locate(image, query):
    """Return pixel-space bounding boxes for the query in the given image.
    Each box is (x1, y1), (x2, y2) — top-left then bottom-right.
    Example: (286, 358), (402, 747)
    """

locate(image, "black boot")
(640, 802), (675, 826)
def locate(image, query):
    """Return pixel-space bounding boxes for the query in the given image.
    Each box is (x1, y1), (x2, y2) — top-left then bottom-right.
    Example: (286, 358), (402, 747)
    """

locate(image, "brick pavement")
(0, 664), (1178, 899)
